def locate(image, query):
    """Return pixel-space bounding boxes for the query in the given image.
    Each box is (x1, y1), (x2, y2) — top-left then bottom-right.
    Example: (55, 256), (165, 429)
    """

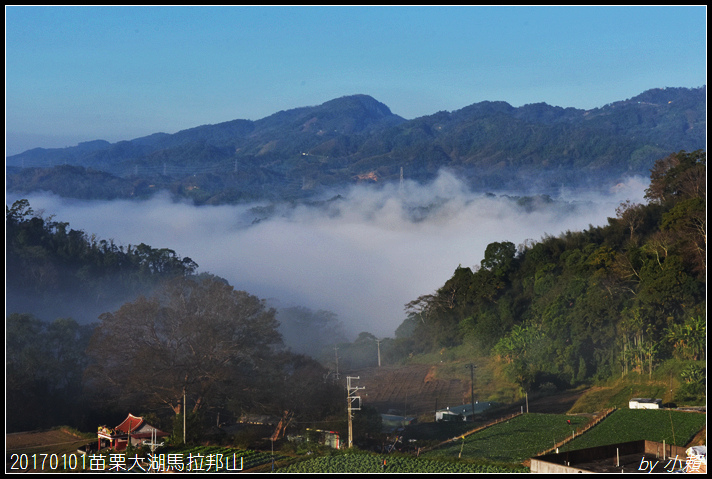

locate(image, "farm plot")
(161, 445), (283, 472)
(424, 413), (590, 463)
(353, 365), (470, 417)
(563, 408), (706, 451)
(6, 429), (92, 453)
(278, 453), (528, 473)
(6, 429), (95, 473)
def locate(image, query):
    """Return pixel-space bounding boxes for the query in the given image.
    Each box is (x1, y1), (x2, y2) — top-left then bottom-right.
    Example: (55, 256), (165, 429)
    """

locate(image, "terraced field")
(564, 408), (707, 450)
(423, 413), (591, 463)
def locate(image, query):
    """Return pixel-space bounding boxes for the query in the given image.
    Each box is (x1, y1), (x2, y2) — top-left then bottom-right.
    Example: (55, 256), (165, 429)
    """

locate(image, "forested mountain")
(6, 201), (345, 433)
(6, 87), (705, 204)
(5, 198), (199, 323)
(393, 150), (705, 396)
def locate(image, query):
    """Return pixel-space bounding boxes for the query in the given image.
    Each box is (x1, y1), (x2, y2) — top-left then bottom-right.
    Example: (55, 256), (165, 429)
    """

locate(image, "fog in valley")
(8, 170), (649, 341)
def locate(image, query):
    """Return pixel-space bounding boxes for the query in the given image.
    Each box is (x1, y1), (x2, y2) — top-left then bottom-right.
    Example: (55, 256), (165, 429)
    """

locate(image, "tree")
(645, 150), (706, 205)
(665, 316), (706, 361)
(481, 241), (516, 277)
(7, 314), (95, 432)
(616, 200), (646, 242)
(85, 276), (282, 417)
(276, 306), (347, 357)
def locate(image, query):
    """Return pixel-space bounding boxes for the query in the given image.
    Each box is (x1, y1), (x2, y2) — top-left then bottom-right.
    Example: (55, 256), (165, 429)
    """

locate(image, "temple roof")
(115, 413), (144, 434)
(98, 413), (169, 441)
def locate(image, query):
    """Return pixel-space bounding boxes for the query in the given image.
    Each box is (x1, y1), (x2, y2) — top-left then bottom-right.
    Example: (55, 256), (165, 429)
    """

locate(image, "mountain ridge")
(6, 87), (706, 204)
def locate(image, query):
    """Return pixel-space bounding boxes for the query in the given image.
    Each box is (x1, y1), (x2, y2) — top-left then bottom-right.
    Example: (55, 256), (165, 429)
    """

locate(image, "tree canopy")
(85, 276), (282, 416)
(6, 198), (198, 323)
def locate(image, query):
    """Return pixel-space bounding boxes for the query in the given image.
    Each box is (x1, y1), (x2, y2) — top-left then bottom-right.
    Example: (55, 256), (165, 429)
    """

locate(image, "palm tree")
(666, 316), (706, 360)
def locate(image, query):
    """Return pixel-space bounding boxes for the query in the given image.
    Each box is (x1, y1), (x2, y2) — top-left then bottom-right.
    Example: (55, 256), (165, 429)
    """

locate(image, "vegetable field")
(424, 413), (590, 463)
(278, 453), (528, 473)
(564, 409), (706, 451)
(160, 445), (283, 472)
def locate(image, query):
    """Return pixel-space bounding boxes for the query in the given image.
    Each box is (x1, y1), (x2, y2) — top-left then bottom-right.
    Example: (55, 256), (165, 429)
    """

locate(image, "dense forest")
(5, 201), (346, 434)
(391, 150), (705, 394)
(6, 198), (199, 323)
(6, 87), (706, 204)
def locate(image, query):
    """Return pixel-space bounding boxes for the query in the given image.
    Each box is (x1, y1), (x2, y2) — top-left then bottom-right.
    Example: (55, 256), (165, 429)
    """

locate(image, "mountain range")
(6, 86), (706, 204)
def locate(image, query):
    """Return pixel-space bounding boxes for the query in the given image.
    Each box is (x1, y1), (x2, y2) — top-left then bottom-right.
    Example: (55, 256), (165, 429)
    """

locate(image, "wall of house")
(530, 458), (593, 473)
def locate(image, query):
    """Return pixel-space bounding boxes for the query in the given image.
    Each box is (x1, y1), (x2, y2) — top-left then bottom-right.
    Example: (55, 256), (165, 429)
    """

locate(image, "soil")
(687, 425), (707, 447)
(345, 364), (590, 419)
(6, 428), (90, 452)
(514, 388), (590, 415)
(6, 429), (94, 473)
(347, 364), (472, 418)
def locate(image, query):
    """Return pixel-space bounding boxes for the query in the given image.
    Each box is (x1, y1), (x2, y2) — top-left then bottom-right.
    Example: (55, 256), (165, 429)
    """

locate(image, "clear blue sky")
(5, 5), (707, 155)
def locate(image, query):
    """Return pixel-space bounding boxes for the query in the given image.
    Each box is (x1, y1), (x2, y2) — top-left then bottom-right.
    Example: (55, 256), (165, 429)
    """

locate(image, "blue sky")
(5, 5), (707, 156)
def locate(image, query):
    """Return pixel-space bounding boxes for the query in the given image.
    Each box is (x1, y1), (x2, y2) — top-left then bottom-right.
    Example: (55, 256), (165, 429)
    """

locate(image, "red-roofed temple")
(97, 413), (169, 451)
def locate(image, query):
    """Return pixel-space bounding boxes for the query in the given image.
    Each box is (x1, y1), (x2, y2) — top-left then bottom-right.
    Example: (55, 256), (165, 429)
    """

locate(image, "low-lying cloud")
(9, 170), (649, 339)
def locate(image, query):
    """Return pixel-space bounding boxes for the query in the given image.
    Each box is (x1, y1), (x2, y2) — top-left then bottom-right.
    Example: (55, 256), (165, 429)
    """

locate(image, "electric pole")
(375, 339), (382, 367)
(465, 364), (476, 422)
(347, 376), (365, 448)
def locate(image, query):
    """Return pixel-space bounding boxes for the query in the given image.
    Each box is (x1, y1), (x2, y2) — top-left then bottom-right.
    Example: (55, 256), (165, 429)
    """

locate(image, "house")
(305, 428), (340, 449)
(629, 398), (662, 409)
(97, 413), (169, 451)
(435, 402), (492, 422)
(531, 439), (689, 473)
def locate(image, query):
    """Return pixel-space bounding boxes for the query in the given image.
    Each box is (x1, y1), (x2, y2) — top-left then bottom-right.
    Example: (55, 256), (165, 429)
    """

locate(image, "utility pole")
(334, 346), (340, 380)
(183, 388), (187, 444)
(347, 376), (365, 448)
(375, 339), (382, 367)
(144, 427), (164, 455)
(465, 364), (476, 422)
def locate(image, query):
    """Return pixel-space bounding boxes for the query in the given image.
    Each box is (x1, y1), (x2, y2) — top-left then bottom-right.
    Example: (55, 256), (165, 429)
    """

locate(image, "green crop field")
(423, 413), (590, 463)
(563, 409), (706, 451)
(140, 445), (283, 472)
(277, 453), (528, 473)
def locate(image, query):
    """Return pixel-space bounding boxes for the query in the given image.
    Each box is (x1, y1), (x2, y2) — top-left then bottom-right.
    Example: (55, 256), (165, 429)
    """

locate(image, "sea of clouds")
(8, 170), (649, 339)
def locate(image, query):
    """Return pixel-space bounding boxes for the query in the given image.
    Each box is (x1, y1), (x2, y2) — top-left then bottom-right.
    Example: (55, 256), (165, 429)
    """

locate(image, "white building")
(629, 398), (662, 409)
(435, 402), (492, 422)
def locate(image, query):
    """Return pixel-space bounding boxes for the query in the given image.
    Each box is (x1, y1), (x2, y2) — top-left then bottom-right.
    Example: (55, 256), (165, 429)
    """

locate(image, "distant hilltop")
(6, 86), (706, 204)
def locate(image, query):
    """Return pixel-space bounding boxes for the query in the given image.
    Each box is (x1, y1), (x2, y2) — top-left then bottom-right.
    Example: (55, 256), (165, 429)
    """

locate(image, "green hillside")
(387, 150), (705, 401)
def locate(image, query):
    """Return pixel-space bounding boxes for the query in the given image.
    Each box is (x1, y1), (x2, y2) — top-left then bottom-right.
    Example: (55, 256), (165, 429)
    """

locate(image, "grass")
(568, 383), (669, 413)
(404, 346), (524, 405)
(568, 359), (706, 413)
